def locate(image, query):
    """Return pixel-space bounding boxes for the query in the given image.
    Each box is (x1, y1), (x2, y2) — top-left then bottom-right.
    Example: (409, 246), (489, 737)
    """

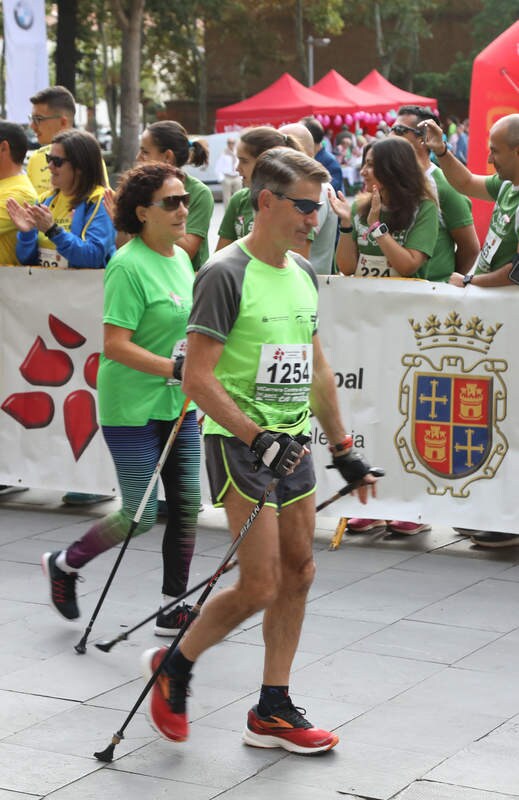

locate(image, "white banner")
(0, 268), (517, 532)
(3, 0), (49, 123)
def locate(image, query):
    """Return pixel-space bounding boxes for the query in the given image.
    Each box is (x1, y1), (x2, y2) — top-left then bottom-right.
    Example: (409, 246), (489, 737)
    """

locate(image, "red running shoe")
(243, 701), (339, 754)
(141, 647), (191, 742)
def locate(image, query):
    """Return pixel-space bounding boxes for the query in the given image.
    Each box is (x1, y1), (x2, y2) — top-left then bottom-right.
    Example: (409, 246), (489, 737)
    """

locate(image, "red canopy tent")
(467, 21), (519, 242)
(313, 70), (395, 114)
(215, 72), (345, 132)
(357, 69), (437, 110)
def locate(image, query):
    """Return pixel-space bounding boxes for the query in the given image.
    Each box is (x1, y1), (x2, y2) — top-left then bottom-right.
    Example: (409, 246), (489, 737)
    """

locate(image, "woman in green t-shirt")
(216, 126), (303, 251)
(330, 137), (439, 537)
(331, 136), (438, 279)
(137, 121), (214, 271)
(41, 163), (201, 633)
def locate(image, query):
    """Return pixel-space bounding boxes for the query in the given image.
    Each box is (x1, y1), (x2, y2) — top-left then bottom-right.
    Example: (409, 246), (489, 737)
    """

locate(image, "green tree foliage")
(414, 0), (518, 105)
(342, 0), (441, 85)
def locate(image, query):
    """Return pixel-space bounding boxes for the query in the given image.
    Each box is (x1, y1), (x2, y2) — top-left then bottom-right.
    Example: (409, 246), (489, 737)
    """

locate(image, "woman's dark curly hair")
(114, 162), (185, 234)
(356, 137), (436, 232)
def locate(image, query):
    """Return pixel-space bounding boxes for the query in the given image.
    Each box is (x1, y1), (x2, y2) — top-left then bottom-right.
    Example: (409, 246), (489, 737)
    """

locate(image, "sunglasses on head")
(271, 191), (323, 215)
(45, 153), (70, 167)
(391, 124), (424, 138)
(150, 193), (190, 211)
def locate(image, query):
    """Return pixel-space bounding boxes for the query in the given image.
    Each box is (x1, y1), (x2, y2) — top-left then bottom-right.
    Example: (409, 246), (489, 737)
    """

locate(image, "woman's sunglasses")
(150, 193), (190, 211)
(45, 154), (70, 167)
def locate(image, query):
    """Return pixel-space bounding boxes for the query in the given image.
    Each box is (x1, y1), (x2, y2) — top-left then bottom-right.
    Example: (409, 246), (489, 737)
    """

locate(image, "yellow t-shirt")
(27, 144), (110, 196)
(36, 191), (73, 267)
(0, 173), (38, 265)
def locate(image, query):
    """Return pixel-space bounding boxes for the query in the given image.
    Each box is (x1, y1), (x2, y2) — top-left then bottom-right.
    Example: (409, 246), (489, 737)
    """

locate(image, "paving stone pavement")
(1, 489), (519, 799)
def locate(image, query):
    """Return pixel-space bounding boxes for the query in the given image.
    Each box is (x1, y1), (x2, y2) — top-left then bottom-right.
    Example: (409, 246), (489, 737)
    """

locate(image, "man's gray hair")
(250, 147), (329, 211)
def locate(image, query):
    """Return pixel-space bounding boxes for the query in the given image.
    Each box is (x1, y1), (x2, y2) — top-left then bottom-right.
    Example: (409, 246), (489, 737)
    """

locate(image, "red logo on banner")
(1, 314), (100, 461)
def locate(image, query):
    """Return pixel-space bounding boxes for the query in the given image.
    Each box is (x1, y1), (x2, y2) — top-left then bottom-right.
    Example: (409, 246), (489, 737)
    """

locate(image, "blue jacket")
(16, 186), (116, 268)
(316, 147), (343, 195)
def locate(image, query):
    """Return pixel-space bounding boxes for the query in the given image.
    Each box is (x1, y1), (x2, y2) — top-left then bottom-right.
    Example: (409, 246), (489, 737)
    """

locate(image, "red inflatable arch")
(468, 21), (519, 242)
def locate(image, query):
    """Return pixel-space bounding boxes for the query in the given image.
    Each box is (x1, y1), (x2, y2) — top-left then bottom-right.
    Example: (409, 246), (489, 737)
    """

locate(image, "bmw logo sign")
(14, 1), (34, 30)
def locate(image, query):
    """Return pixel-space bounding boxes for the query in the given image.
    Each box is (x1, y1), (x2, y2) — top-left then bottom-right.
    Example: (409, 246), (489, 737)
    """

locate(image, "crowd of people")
(1, 82), (519, 754)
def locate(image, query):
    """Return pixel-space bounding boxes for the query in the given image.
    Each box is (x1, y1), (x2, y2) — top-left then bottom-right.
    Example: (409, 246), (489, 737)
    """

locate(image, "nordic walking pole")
(315, 468), (385, 513)
(95, 558), (238, 653)
(74, 396), (192, 655)
(94, 476), (278, 762)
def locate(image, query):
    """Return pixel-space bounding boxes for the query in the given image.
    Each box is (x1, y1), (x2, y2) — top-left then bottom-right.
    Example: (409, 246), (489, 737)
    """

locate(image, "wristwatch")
(462, 273), (473, 286)
(371, 223), (389, 239)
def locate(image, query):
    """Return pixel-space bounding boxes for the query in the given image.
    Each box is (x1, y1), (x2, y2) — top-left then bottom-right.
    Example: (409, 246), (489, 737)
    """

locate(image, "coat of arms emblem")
(395, 312), (508, 497)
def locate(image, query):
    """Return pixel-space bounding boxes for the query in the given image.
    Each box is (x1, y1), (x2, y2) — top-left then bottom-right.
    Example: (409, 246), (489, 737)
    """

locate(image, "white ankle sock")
(56, 551), (76, 574)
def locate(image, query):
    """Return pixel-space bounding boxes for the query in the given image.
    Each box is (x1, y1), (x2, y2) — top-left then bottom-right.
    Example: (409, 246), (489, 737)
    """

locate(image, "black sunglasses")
(272, 191), (323, 215)
(391, 124), (424, 138)
(45, 153), (70, 167)
(150, 193), (190, 211)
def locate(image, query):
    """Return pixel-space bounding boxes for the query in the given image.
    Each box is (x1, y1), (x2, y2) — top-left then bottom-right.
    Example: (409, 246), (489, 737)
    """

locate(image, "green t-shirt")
(97, 237), (196, 426)
(352, 198), (438, 278)
(187, 240), (318, 437)
(184, 174), (214, 271)
(418, 166), (473, 282)
(218, 187), (254, 241)
(475, 175), (519, 274)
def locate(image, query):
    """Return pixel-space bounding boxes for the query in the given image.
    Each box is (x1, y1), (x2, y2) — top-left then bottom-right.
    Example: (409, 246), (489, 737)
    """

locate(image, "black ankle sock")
(258, 684), (289, 716)
(163, 647), (194, 678)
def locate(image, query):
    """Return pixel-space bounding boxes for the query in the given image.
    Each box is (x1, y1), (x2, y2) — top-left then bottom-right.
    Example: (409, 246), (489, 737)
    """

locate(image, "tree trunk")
(55, 0), (78, 94)
(111, 0), (145, 174)
(295, 0), (307, 84)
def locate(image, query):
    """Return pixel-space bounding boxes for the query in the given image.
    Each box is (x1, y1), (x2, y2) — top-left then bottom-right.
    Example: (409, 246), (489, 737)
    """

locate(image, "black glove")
(327, 448), (372, 484)
(172, 355), (184, 381)
(250, 431), (304, 478)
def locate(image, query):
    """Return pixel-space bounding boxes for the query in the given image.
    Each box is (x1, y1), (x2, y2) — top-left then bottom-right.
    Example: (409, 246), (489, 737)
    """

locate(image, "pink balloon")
(334, 114), (343, 126)
(322, 114), (330, 127)
(316, 114), (323, 123)
(345, 114), (353, 125)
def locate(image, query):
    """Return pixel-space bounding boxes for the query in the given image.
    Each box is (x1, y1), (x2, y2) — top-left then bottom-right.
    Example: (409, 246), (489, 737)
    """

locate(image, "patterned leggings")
(65, 410), (200, 597)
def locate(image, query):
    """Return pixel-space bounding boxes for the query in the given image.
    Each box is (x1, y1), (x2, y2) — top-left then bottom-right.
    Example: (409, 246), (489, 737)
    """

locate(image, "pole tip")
(74, 640), (87, 655)
(93, 743), (116, 762)
(95, 641), (113, 653)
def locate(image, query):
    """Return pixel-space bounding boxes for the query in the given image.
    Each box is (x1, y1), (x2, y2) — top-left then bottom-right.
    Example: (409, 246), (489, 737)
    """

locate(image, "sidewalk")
(1, 489), (519, 799)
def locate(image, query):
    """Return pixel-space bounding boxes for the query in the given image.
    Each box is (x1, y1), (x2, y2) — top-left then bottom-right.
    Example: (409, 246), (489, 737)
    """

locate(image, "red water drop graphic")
(2, 392), (54, 428)
(48, 314), (87, 348)
(84, 353), (100, 389)
(63, 390), (99, 460)
(20, 337), (74, 386)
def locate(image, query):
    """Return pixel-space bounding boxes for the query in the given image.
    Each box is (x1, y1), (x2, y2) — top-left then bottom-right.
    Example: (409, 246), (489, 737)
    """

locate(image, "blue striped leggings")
(65, 410), (201, 597)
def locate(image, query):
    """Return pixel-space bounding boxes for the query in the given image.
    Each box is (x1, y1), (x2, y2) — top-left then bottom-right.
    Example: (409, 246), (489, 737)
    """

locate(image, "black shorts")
(204, 434), (316, 510)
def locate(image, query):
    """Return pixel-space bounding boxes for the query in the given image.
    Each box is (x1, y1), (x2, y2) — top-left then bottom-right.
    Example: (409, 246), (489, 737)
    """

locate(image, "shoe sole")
(388, 525), (432, 536)
(140, 648), (188, 743)
(154, 626), (182, 636)
(41, 552), (80, 621)
(470, 538), (519, 548)
(242, 727), (339, 754)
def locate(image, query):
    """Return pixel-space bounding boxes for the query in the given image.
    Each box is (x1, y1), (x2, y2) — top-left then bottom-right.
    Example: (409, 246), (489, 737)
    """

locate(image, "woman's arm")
(328, 189), (358, 275)
(103, 324), (179, 379)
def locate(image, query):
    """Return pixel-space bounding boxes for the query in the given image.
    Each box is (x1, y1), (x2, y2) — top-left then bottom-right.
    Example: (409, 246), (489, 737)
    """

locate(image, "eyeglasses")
(391, 124), (424, 138)
(29, 114), (62, 125)
(271, 191), (323, 215)
(149, 193), (190, 211)
(45, 153), (70, 167)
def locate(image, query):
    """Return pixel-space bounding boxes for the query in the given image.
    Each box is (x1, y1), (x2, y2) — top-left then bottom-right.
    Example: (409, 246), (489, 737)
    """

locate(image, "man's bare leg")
(262, 493), (316, 685)
(179, 485), (281, 662)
